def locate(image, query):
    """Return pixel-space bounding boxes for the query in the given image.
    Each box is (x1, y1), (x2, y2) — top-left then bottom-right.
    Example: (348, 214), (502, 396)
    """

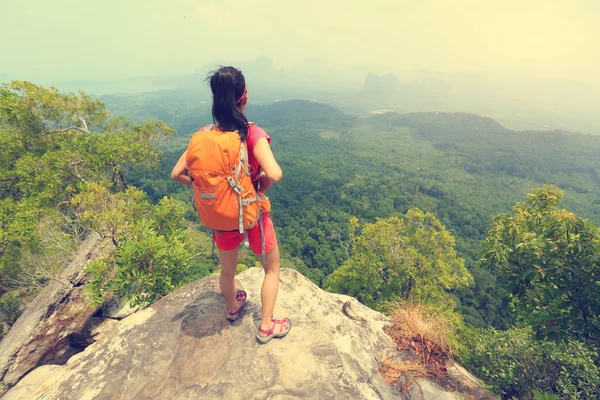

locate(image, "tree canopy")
(0, 81), (178, 310)
(324, 209), (473, 309)
(482, 185), (600, 344)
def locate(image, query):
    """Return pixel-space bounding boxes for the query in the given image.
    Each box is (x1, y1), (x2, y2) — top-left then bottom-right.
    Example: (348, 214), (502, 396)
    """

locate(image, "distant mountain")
(152, 56), (359, 104)
(331, 71), (451, 114)
(91, 57), (600, 135)
(361, 72), (403, 94)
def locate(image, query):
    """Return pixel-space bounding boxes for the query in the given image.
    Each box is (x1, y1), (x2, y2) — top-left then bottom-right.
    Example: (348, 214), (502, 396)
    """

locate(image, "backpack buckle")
(226, 176), (242, 194)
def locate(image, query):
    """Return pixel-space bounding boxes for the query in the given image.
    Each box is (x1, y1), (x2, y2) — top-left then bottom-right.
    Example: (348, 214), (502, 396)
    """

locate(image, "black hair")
(206, 66), (249, 141)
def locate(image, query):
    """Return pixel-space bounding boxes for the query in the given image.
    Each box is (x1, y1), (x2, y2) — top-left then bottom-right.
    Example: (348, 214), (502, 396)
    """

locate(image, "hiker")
(171, 66), (291, 344)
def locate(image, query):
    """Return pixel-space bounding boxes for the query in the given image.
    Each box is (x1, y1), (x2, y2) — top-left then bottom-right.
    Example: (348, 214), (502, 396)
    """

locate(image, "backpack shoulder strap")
(237, 141), (251, 178)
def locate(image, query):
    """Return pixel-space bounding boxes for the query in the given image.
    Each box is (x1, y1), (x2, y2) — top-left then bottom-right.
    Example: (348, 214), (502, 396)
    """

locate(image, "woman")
(171, 66), (291, 344)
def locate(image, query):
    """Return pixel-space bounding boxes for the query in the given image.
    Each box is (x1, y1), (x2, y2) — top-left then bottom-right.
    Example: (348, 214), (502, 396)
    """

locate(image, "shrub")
(78, 189), (194, 308)
(458, 326), (600, 399)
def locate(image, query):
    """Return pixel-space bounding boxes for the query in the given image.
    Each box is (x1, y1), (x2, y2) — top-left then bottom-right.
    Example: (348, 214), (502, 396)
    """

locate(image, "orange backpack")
(186, 124), (270, 234)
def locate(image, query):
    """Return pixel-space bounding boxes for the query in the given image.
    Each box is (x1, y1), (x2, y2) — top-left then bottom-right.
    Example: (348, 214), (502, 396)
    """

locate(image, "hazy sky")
(1, 0), (599, 86)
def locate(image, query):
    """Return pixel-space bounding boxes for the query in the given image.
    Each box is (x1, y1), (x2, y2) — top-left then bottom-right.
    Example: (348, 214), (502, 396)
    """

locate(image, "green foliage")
(179, 226), (216, 284)
(281, 257), (324, 285)
(78, 188), (193, 308)
(454, 263), (514, 329)
(0, 81), (174, 298)
(458, 326), (600, 400)
(0, 214), (79, 316)
(72, 182), (150, 245)
(0, 293), (22, 326)
(235, 263), (250, 273)
(324, 210), (473, 309)
(482, 185), (600, 344)
(532, 391), (559, 400)
(105, 219), (190, 307)
(182, 262), (212, 284)
(213, 263), (251, 275)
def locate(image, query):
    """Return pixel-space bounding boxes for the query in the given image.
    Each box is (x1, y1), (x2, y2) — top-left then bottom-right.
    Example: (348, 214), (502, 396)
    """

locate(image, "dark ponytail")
(206, 66), (249, 141)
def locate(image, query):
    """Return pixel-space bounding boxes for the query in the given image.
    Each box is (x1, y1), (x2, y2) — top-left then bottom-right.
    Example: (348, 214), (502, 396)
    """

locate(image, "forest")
(1, 83), (600, 398)
(118, 95), (600, 327)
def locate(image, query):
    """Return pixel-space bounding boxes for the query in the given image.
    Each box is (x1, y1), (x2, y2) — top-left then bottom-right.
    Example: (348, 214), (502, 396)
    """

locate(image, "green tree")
(482, 185), (600, 344)
(74, 184), (192, 307)
(0, 81), (175, 312)
(323, 209), (473, 309)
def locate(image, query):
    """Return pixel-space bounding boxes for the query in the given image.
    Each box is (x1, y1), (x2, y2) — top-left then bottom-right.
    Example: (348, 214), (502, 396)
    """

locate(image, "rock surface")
(0, 233), (112, 388)
(101, 296), (139, 320)
(4, 268), (494, 400)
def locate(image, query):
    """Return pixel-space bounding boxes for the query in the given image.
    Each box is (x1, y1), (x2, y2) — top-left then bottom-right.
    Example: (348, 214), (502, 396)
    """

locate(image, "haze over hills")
(352, 70), (600, 134)
(58, 56), (597, 136)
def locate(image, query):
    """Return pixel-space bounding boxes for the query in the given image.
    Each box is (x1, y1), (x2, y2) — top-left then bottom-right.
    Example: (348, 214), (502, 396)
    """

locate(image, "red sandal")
(226, 290), (247, 322)
(256, 318), (292, 344)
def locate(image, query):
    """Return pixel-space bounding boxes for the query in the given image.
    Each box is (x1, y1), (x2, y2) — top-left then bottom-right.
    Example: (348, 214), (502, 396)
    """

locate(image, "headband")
(235, 87), (248, 105)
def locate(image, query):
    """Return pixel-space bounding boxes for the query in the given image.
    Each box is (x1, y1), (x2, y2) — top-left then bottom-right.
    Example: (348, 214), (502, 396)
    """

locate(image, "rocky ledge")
(3, 268), (494, 400)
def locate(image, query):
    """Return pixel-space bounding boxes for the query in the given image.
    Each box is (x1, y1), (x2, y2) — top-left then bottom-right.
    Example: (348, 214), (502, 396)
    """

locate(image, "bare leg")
(260, 245), (281, 330)
(219, 248), (240, 311)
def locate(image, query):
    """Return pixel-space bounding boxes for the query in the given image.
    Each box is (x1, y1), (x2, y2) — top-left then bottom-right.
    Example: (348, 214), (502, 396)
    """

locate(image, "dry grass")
(383, 301), (457, 377)
(386, 301), (455, 353)
(379, 357), (428, 384)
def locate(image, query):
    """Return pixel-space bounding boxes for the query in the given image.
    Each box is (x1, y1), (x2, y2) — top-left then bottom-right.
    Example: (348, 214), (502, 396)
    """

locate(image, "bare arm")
(252, 137), (282, 192)
(171, 151), (192, 186)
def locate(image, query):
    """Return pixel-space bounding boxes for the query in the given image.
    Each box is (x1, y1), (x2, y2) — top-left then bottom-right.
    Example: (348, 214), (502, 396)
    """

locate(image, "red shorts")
(214, 213), (277, 255)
